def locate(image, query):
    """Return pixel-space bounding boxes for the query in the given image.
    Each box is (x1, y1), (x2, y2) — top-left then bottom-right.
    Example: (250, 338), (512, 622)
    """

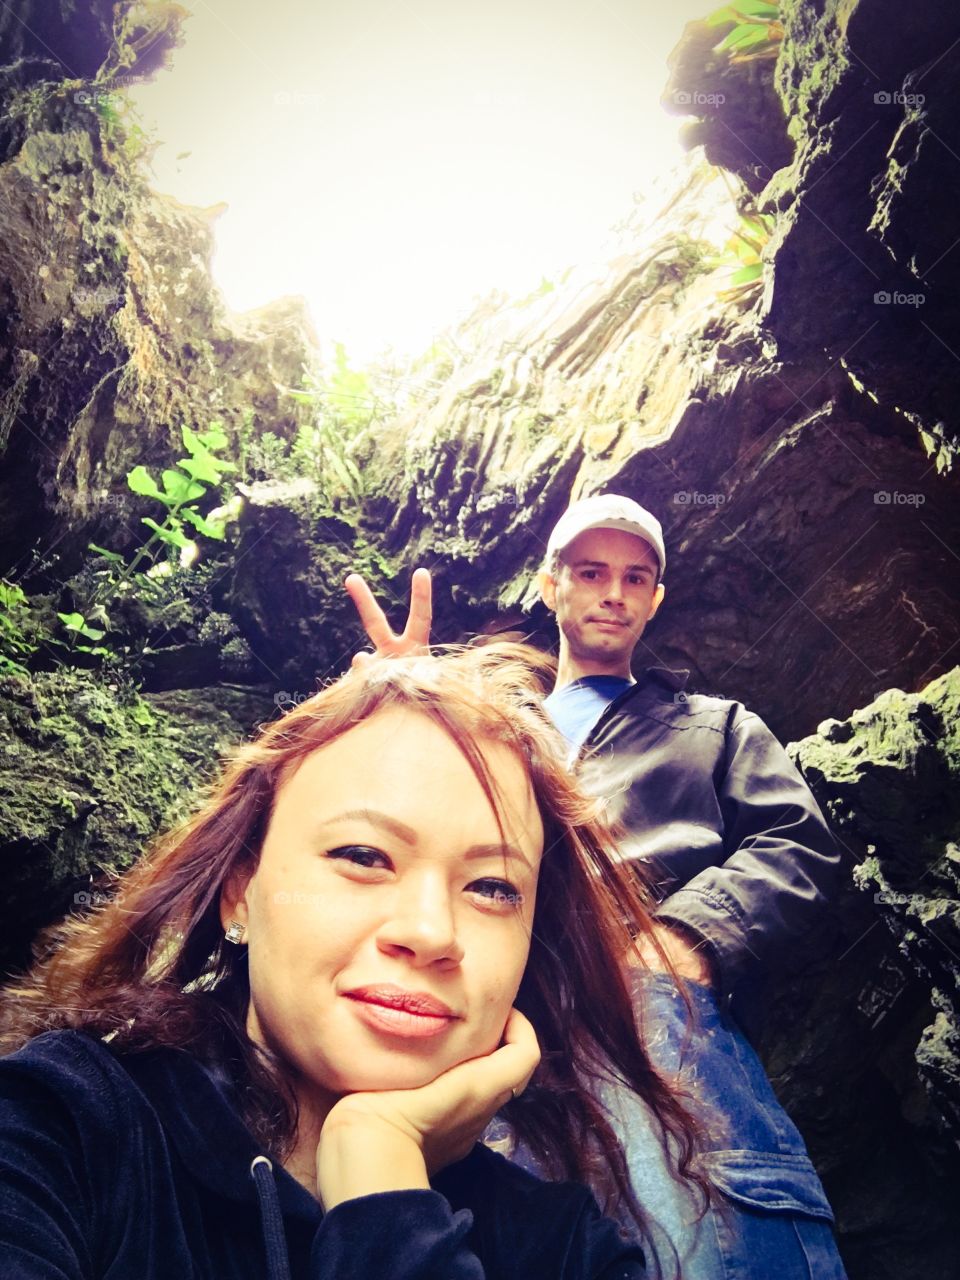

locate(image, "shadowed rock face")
(0, 2), (318, 580)
(771, 668), (960, 1278)
(794, 669), (960, 1131)
(0, 1), (959, 1274)
(764, 0), (960, 469)
(0, 669), (274, 975)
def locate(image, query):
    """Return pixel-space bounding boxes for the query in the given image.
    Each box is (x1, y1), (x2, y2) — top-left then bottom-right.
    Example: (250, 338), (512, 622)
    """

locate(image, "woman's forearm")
(316, 1114), (430, 1209)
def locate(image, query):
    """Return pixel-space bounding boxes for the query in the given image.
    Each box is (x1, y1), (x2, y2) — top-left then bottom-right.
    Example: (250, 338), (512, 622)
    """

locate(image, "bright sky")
(130, 0), (715, 362)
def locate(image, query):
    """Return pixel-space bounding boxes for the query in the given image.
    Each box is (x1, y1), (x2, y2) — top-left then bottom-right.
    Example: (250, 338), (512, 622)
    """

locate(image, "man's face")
(540, 528), (664, 670)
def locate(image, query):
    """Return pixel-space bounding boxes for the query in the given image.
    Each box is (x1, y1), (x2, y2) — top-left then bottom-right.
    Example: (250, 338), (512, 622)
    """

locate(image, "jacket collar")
(118, 1044), (322, 1223)
(638, 665), (689, 694)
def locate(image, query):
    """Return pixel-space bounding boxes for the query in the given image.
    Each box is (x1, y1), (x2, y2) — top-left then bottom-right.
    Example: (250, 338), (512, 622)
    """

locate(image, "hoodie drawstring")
(250, 1156), (293, 1280)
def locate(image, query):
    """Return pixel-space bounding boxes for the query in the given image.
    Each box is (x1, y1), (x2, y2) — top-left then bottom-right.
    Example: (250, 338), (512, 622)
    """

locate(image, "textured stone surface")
(0, 668), (273, 975)
(763, 0), (960, 472)
(0, 2), (959, 1274)
(661, 17), (792, 193)
(0, 7), (317, 578)
(766, 667), (960, 1277)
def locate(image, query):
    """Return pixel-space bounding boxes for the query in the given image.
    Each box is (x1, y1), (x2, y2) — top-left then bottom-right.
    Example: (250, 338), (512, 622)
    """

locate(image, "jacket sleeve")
(309, 1185), (646, 1278)
(567, 1194), (648, 1279)
(655, 708), (845, 995)
(0, 1047), (109, 1278)
(310, 1192), (485, 1279)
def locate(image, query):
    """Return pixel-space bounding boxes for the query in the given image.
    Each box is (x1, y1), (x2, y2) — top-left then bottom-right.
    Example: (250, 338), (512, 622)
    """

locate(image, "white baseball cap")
(545, 493), (666, 577)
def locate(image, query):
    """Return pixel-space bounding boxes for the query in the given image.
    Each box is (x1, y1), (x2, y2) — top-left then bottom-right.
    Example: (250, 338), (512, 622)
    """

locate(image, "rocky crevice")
(0, 2), (959, 1273)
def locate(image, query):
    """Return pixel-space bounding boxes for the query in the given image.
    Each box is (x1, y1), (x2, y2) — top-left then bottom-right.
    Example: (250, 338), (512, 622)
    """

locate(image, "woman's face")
(221, 707), (544, 1112)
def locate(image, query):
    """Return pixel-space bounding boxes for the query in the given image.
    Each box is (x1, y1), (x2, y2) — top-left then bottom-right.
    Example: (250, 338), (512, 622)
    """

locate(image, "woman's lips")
(342, 986), (458, 1040)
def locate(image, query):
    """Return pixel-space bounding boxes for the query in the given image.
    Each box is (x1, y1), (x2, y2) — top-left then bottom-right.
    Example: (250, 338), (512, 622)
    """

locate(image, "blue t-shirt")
(543, 676), (633, 753)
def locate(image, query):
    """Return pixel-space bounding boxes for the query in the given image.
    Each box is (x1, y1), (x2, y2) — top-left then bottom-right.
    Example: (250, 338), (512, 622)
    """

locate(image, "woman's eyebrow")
(463, 843), (532, 869)
(315, 811), (532, 868)
(319, 808), (417, 844)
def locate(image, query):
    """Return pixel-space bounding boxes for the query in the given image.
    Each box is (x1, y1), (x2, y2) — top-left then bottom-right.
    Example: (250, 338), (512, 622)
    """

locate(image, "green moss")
(466, 367), (505, 398)
(514, 412), (554, 449)
(0, 668), (269, 970)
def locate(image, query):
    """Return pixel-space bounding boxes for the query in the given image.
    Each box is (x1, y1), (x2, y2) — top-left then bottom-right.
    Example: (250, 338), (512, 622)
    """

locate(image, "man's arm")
(653, 708), (845, 998)
(626, 919), (718, 986)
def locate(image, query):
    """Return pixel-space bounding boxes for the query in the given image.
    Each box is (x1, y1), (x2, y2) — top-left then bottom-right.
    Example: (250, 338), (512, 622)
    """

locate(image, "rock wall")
(0, 0), (317, 577)
(1, 1), (959, 1274)
(768, 669), (960, 1278)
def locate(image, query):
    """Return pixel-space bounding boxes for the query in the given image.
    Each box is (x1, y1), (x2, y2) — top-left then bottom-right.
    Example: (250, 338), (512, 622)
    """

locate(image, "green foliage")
(326, 343), (375, 429)
(59, 421), (239, 664)
(272, 345), (398, 504)
(706, 1), (782, 63)
(707, 201), (776, 304)
(409, 341), (456, 383)
(513, 277), (557, 309)
(55, 609), (112, 658)
(0, 582), (38, 676)
(127, 422), (236, 550)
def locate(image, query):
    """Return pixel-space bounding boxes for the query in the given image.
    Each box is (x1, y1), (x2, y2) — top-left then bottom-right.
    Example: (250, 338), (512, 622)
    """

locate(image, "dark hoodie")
(0, 1030), (646, 1279)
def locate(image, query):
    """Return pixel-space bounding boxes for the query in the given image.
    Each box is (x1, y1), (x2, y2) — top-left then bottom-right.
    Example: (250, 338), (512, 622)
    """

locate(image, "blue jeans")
(489, 973), (848, 1280)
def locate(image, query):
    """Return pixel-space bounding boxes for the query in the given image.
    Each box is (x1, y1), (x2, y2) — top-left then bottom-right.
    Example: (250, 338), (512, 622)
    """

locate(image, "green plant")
(513, 277), (556, 309)
(706, 170), (776, 305)
(127, 422), (237, 552)
(0, 581), (39, 676)
(280, 344), (392, 502)
(58, 422), (238, 657)
(706, 1), (782, 63)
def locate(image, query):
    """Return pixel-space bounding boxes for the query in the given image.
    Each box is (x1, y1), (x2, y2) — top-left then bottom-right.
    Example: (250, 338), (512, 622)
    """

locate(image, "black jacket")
(575, 668), (843, 1029)
(0, 1029), (645, 1279)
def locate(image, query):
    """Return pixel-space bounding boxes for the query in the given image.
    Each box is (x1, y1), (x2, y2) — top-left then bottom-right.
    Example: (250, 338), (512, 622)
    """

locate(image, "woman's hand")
(315, 1007), (539, 1209)
(344, 568), (433, 670)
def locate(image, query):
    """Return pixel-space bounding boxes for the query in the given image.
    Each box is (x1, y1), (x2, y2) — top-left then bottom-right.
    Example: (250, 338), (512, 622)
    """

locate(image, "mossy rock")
(0, 667), (272, 976)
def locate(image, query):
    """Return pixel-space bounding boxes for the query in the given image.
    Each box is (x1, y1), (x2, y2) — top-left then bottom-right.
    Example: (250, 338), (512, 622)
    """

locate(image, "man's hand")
(344, 568), (433, 670)
(315, 1008), (539, 1209)
(627, 920), (716, 987)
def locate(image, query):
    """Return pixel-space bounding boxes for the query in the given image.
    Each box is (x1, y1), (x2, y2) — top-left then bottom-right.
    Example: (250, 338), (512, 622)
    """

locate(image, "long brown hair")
(0, 642), (711, 1244)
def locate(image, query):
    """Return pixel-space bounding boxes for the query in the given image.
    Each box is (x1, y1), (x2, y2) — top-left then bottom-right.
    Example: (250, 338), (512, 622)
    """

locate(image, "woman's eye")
(326, 845), (390, 870)
(468, 878), (524, 909)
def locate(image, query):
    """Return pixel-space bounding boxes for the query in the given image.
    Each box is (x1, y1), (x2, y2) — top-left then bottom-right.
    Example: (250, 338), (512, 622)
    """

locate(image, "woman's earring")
(224, 920), (246, 945)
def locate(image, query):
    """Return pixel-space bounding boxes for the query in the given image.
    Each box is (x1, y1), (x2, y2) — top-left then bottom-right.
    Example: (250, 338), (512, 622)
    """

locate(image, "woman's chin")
(330, 1043), (483, 1096)
(335, 1062), (448, 1094)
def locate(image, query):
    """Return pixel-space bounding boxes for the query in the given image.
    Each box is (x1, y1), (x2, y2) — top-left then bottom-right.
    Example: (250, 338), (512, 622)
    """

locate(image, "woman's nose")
(376, 878), (464, 967)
